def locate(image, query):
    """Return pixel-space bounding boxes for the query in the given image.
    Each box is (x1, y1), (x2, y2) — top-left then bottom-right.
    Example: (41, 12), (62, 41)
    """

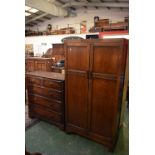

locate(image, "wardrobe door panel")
(92, 46), (123, 74)
(65, 42), (90, 132)
(66, 74), (88, 129)
(66, 45), (89, 71)
(90, 78), (117, 138)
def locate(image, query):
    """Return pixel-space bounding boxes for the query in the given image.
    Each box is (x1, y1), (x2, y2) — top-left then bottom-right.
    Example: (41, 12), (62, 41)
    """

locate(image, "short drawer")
(29, 104), (62, 123)
(28, 86), (63, 100)
(43, 79), (63, 90)
(27, 77), (42, 86)
(28, 94), (62, 112)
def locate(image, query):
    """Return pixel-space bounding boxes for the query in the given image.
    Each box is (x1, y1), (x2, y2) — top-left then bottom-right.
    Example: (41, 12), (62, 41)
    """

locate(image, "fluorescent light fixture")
(25, 6), (31, 11)
(25, 12), (31, 16)
(29, 8), (39, 13)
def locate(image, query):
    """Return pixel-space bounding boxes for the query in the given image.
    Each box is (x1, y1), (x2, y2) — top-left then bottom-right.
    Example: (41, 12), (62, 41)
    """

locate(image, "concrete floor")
(25, 108), (128, 155)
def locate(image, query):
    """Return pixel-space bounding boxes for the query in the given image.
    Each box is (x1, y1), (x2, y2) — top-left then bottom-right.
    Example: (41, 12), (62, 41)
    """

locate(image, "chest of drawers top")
(26, 71), (65, 81)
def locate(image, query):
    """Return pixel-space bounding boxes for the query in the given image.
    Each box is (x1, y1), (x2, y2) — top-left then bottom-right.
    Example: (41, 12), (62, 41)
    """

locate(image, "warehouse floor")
(25, 107), (129, 155)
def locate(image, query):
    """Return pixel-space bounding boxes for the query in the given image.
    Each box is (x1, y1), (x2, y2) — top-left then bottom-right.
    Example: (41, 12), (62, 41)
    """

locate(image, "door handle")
(86, 71), (92, 79)
(89, 71), (92, 79)
(86, 70), (89, 79)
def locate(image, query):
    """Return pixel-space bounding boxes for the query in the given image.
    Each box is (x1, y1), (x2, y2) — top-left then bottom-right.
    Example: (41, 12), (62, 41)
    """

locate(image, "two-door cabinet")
(64, 39), (128, 150)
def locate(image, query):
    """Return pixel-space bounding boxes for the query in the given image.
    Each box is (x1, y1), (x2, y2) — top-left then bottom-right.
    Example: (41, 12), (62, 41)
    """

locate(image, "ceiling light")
(29, 8), (39, 13)
(25, 12), (31, 16)
(25, 6), (31, 11)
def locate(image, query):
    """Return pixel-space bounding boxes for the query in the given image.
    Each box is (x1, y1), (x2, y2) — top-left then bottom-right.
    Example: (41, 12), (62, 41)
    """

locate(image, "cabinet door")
(26, 60), (34, 72)
(65, 43), (90, 133)
(35, 60), (46, 71)
(89, 42), (125, 141)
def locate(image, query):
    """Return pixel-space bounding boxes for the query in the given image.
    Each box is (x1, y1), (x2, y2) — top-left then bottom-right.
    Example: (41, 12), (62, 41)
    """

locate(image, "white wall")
(25, 33), (95, 56)
(26, 8), (129, 33)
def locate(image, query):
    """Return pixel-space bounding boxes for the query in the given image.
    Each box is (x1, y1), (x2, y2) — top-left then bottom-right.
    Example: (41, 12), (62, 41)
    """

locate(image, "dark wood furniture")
(51, 43), (65, 73)
(52, 43), (64, 60)
(26, 71), (65, 129)
(25, 57), (52, 72)
(64, 39), (128, 150)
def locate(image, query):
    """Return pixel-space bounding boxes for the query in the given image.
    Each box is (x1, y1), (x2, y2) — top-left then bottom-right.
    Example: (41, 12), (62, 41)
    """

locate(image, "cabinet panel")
(92, 46), (122, 74)
(26, 60), (34, 72)
(66, 45), (89, 71)
(90, 79), (116, 138)
(66, 74), (88, 129)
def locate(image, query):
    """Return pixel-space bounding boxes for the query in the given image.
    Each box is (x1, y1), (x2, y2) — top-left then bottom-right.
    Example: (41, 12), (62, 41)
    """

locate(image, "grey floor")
(25, 108), (129, 155)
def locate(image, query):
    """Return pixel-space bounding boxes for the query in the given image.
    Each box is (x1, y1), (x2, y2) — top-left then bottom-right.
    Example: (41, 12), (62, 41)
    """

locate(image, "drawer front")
(28, 94), (62, 112)
(27, 77), (42, 86)
(28, 86), (63, 100)
(29, 104), (62, 123)
(43, 79), (63, 90)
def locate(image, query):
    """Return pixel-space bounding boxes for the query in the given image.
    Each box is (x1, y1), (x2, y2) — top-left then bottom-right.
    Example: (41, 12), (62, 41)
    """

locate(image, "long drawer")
(28, 94), (62, 112)
(27, 76), (64, 91)
(28, 85), (63, 100)
(29, 104), (62, 123)
(43, 79), (63, 90)
(27, 77), (42, 86)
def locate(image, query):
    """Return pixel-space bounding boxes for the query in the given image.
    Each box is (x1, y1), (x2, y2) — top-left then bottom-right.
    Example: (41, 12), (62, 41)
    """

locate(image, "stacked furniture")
(64, 39), (128, 150)
(26, 71), (65, 129)
(89, 18), (129, 32)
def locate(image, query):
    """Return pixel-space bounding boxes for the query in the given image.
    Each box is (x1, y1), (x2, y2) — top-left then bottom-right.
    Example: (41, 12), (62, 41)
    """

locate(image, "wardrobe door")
(89, 41), (126, 144)
(65, 43), (90, 134)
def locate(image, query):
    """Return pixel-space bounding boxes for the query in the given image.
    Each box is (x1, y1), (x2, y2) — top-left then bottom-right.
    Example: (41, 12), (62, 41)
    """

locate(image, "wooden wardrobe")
(64, 39), (128, 150)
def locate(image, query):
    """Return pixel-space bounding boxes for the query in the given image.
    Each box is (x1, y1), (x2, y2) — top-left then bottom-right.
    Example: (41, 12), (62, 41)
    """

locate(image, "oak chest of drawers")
(26, 71), (65, 129)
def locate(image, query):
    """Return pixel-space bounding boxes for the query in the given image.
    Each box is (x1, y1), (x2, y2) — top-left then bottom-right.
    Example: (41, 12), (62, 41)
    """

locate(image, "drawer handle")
(48, 90), (54, 95)
(47, 91), (58, 96)
(28, 79), (35, 83)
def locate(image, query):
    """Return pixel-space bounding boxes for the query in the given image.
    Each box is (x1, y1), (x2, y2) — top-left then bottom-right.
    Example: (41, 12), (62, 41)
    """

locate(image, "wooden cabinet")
(52, 43), (64, 61)
(51, 43), (65, 73)
(26, 71), (65, 129)
(25, 58), (52, 72)
(65, 39), (128, 150)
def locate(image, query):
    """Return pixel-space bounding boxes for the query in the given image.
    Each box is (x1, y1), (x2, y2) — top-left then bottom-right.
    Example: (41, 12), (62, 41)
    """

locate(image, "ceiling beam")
(62, 2), (129, 8)
(26, 0), (67, 16)
(57, 0), (65, 4)
(26, 13), (48, 24)
(26, 24), (34, 27)
(30, 22), (38, 25)
(36, 19), (44, 22)
(70, 7), (76, 10)
(95, 6), (99, 9)
(43, 16), (51, 20)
